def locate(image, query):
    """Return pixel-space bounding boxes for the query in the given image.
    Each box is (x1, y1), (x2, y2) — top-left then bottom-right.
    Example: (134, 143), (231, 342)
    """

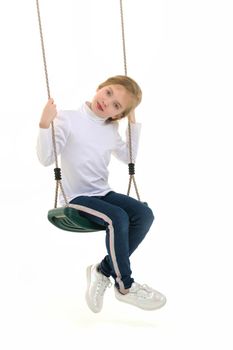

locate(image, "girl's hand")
(39, 98), (57, 128)
(128, 109), (136, 123)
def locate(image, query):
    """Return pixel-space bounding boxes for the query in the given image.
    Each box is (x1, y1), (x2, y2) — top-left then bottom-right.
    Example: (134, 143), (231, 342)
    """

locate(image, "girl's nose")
(102, 100), (107, 108)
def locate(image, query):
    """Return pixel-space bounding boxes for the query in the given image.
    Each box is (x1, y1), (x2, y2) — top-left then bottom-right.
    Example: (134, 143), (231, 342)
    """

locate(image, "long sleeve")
(36, 103), (142, 201)
(36, 111), (71, 166)
(112, 122), (141, 164)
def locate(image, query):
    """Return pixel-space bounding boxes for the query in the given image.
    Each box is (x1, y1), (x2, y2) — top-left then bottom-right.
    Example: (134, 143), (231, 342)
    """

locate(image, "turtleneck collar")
(83, 102), (109, 123)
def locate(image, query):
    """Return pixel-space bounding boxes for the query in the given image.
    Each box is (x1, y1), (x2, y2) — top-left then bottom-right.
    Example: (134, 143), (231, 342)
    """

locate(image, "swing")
(36, 0), (143, 232)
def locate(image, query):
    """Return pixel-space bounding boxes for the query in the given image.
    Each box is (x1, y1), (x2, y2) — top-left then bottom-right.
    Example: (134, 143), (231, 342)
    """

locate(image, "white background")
(0, 0), (232, 349)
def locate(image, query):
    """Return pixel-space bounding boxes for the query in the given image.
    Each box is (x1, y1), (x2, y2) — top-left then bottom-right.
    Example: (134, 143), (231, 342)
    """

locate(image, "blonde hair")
(97, 75), (142, 121)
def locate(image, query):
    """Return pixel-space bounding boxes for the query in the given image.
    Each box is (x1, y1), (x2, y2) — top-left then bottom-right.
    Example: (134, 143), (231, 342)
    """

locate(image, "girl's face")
(90, 84), (132, 119)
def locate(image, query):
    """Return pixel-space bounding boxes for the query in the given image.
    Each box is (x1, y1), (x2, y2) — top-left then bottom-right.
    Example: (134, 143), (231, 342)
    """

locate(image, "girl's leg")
(99, 191), (154, 277)
(69, 195), (134, 293)
(103, 191), (154, 255)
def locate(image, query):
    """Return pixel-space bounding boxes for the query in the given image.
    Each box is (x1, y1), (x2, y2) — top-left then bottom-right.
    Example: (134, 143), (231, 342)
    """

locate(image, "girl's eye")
(114, 103), (120, 110)
(106, 89), (111, 96)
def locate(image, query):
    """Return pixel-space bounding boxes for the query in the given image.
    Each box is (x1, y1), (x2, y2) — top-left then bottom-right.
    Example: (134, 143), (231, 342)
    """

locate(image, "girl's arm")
(112, 120), (141, 164)
(37, 102), (70, 166)
(128, 110), (136, 123)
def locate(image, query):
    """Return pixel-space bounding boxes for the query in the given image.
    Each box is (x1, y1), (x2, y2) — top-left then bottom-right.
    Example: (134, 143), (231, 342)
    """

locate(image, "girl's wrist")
(39, 120), (50, 128)
(128, 116), (136, 123)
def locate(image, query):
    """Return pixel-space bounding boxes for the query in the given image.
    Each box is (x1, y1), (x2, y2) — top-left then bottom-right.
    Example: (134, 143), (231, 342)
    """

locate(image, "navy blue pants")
(70, 191), (154, 294)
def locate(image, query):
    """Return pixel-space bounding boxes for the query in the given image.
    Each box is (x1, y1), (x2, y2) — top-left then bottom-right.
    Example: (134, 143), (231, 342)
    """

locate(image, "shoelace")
(98, 279), (112, 296)
(131, 282), (156, 299)
(141, 284), (155, 292)
(93, 279), (112, 306)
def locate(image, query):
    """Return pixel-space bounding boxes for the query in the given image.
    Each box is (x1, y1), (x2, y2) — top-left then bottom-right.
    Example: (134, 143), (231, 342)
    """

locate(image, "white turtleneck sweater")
(37, 102), (141, 203)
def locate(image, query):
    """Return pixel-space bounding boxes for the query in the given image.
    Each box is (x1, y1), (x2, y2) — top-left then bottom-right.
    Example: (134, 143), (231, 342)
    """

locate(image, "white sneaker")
(85, 264), (112, 313)
(114, 282), (166, 310)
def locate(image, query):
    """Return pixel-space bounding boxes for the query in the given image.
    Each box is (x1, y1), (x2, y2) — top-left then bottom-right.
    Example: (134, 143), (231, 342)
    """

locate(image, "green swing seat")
(48, 206), (106, 232)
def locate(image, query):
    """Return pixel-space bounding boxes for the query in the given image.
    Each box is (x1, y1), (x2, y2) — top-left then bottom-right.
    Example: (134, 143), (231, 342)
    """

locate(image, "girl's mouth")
(97, 102), (104, 111)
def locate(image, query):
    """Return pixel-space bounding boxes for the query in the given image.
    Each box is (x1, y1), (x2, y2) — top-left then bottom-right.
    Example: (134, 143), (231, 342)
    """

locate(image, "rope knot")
(128, 163), (135, 175)
(54, 167), (62, 180)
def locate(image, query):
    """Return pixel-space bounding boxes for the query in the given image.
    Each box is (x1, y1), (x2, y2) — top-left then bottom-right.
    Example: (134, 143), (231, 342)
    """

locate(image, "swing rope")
(36, 0), (141, 209)
(36, 0), (68, 208)
(120, 0), (141, 200)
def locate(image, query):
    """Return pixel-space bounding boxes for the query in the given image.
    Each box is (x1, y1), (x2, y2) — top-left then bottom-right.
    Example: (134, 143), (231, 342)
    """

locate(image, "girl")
(37, 75), (166, 313)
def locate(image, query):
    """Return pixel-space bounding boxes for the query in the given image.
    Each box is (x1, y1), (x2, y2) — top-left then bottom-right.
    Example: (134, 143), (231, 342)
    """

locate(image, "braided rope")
(120, 0), (141, 201)
(119, 0), (127, 77)
(36, 0), (68, 207)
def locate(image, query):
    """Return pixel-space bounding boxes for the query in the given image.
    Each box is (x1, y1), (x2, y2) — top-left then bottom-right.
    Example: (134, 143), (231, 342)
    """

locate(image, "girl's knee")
(144, 205), (155, 225)
(111, 208), (129, 231)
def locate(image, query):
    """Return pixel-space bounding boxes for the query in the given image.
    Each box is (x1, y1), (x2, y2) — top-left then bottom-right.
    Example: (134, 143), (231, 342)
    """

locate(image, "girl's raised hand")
(39, 98), (57, 129)
(128, 109), (136, 123)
